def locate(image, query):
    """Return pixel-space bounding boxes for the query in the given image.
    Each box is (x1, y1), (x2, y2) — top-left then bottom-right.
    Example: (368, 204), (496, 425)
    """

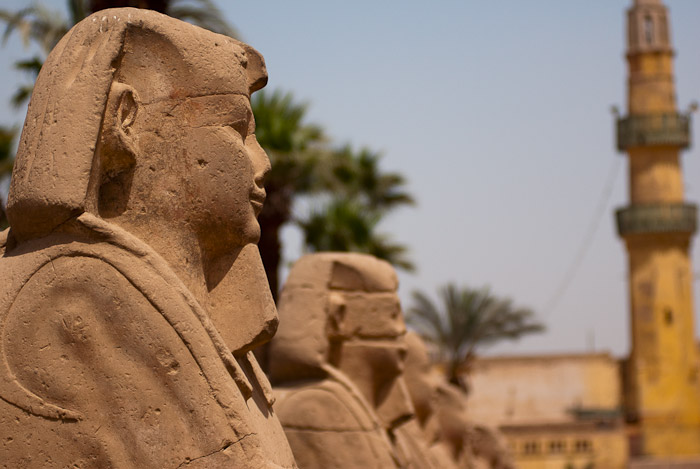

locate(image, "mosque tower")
(616, 0), (700, 456)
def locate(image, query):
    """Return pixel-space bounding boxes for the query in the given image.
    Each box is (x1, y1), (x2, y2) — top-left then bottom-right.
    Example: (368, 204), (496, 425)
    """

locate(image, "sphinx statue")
(269, 252), (443, 469)
(0, 8), (296, 468)
(435, 384), (515, 469)
(403, 333), (514, 469)
(403, 332), (460, 469)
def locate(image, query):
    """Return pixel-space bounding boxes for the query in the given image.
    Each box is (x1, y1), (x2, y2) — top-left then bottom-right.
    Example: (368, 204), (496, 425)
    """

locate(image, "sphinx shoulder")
(275, 378), (376, 432)
(3, 253), (205, 410)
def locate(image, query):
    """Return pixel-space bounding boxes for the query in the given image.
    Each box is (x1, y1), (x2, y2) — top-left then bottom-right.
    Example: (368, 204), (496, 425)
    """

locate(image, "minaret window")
(664, 308), (674, 325)
(644, 15), (654, 45)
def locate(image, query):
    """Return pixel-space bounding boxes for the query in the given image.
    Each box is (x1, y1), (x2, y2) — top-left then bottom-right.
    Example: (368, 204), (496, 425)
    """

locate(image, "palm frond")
(14, 55), (42, 75)
(0, 5), (69, 54)
(10, 85), (33, 108)
(408, 290), (448, 348)
(409, 283), (545, 387)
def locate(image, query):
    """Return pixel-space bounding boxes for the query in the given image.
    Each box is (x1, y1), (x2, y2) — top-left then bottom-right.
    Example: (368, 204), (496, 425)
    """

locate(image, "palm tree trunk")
(258, 183), (293, 302)
(258, 215), (283, 302)
(254, 189), (290, 373)
(0, 204), (7, 230)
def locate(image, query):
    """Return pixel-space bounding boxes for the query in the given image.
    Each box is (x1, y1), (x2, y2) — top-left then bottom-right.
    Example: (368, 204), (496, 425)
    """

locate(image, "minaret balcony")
(616, 202), (697, 236)
(616, 113), (691, 151)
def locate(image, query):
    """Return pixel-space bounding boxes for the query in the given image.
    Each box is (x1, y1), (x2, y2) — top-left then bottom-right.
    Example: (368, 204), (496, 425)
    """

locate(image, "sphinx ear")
(103, 83), (139, 163)
(327, 292), (347, 339)
(96, 83), (139, 218)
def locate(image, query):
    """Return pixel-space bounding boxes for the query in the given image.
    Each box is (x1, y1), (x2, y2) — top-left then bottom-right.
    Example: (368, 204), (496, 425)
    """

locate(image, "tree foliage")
(253, 89), (326, 297)
(408, 284), (544, 389)
(299, 145), (415, 271)
(253, 90), (415, 297)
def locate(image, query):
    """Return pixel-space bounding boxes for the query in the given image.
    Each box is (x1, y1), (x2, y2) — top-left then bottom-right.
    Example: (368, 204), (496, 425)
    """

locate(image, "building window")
(664, 308), (674, 325)
(574, 439), (593, 453)
(549, 440), (565, 453)
(523, 441), (540, 454)
(644, 15), (654, 45)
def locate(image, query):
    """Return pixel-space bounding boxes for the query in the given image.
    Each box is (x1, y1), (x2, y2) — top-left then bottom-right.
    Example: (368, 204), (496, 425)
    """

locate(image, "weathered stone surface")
(0, 8), (295, 468)
(404, 332), (515, 469)
(270, 253), (442, 468)
(403, 332), (460, 469)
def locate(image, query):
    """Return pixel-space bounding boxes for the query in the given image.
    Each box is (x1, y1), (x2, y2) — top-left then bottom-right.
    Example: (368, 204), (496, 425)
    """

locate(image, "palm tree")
(0, 2), (73, 107)
(253, 91), (415, 297)
(252, 89), (326, 298)
(408, 284), (544, 389)
(298, 144), (414, 271)
(299, 197), (414, 271)
(326, 144), (414, 211)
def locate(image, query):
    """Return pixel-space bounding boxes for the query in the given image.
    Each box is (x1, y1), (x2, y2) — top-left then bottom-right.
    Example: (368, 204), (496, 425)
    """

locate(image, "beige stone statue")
(270, 252), (444, 469)
(404, 332), (515, 469)
(436, 384), (515, 469)
(403, 332), (460, 469)
(0, 8), (296, 468)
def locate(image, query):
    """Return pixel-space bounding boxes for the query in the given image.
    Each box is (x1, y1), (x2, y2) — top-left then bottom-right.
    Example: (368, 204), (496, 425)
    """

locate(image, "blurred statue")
(404, 332), (515, 469)
(404, 332), (460, 469)
(436, 385), (515, 469)
(0, 8), (296, 468)
(271, 252), (440, 468)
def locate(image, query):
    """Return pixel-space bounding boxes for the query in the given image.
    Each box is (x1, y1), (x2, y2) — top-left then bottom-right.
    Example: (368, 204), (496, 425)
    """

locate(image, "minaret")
(617, 0), (700, 457)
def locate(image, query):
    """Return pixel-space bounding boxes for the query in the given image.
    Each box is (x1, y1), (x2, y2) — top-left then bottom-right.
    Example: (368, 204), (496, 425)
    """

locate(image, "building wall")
(505, 426), (627, 469)
(466, 354), (621, 426)
(465, 353), (627, 469)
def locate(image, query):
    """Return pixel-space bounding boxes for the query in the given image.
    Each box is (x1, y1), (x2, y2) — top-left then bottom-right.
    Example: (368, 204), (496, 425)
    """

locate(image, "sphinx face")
(339, 290), (408, 378)
(402, 332), (440, 423)
(137, 93), (269, 252)
(120, 54), (273, 354)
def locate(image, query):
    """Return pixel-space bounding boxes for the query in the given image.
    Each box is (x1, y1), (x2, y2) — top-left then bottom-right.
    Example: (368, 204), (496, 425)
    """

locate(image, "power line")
(543, 156), (622, 318)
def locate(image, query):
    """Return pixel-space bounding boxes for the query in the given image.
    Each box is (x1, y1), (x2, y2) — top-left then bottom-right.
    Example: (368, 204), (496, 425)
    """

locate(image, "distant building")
(466, 353), (628, 469)
(465, 3), (700, 466)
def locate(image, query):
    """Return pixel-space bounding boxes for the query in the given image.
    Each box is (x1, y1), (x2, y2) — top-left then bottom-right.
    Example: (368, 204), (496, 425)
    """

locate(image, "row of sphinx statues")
(268, 253), (515, 469)
(0, 8), (513, 468)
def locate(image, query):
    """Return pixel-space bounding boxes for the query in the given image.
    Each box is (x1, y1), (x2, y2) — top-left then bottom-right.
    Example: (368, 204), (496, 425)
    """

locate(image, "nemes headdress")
(7, 8), (266, 240)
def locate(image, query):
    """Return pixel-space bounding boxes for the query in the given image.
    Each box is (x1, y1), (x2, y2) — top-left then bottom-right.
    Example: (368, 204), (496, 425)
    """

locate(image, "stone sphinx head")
(7, 8), (268, 247)
(269, 252), (407, 382)
(404, 331), (442, 426)
(5, 8), (275, 353)
(270, 252), (414, 428)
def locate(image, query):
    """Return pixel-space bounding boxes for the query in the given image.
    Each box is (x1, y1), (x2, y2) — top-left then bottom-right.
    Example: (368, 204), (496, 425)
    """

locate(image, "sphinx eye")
(227, 118), (248, 139)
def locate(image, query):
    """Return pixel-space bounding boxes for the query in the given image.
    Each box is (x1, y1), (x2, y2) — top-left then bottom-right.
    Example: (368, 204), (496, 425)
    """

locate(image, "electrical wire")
(543, 156), (622, 318)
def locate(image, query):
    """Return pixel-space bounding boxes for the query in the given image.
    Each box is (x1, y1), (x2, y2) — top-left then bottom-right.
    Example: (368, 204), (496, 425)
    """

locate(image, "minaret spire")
(617, 0), (700, 458)
(628, 0), (671, 55)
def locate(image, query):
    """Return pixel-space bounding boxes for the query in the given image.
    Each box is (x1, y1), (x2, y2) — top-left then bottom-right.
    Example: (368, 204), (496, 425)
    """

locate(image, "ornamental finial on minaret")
(628, 0), (672, 54)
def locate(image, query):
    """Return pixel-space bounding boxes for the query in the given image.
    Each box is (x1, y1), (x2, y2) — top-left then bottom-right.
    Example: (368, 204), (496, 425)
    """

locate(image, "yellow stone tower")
(617, 0), (700, 457)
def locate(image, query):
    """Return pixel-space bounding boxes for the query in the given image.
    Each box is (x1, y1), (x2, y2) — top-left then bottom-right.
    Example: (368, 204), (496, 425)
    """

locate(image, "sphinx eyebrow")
(140, 91), (249, 107)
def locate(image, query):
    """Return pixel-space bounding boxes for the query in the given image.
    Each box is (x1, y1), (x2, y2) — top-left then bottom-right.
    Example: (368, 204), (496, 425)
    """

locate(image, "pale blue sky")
(1, 0), (700, 357)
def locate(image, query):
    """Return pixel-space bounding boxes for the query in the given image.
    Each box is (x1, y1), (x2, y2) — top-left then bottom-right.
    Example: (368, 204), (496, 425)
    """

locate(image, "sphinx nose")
(398, 343), (409, 363)
(248, 135), (271, 188)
